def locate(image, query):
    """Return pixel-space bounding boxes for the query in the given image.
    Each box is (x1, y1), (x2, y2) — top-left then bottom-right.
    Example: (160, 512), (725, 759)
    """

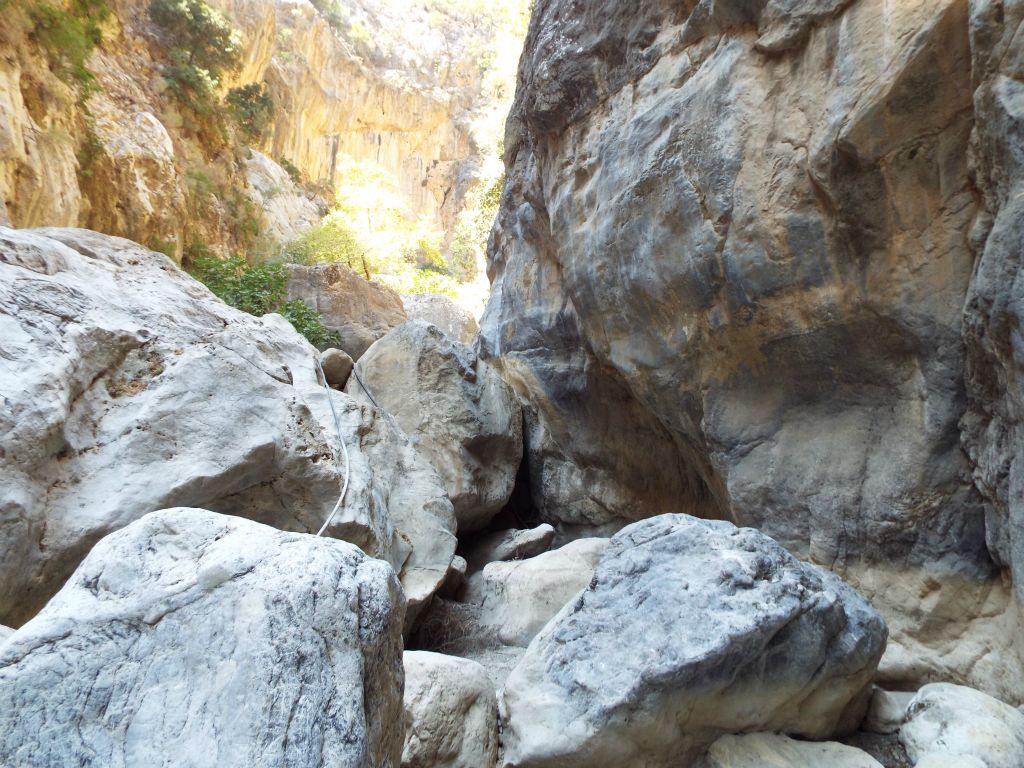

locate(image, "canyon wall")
(0, 0), (513, 257)
(480, 0), (1024, 699)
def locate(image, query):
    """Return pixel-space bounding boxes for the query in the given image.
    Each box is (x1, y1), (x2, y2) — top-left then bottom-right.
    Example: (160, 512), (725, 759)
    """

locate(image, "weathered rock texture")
(0, 508), (405, 768)
(347, 321), (523, 531)
(0, 227), (455, 628)
(464, 524), (555, 572)
(962, 0), (1024, 601)
(286, 263), (408, 358)
(499, 515), (887, 768)
(481, 0), (1024, 699)
(899, 683), (1024, 768)
(402, 651), (499, 768)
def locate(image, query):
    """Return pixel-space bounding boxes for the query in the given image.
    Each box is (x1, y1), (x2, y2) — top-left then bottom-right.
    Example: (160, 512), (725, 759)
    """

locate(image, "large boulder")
(0, 227), (455, 628)
(464, 524), (556, 572)
(466, 538), (607, 647)
(0, 508), (405, 767)
(899, 683), (1024, 768)
(347, 321), (522, 532)
(402, 293), (480, 345)
(286, 262), (407, 358)
(702, 733), (883, 768)
(499, 515), (887, 768)
(402, 651), (498, 768)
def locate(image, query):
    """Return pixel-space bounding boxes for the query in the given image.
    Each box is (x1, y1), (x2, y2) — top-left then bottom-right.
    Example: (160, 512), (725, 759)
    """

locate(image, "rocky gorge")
(3, 1), (1024, 768)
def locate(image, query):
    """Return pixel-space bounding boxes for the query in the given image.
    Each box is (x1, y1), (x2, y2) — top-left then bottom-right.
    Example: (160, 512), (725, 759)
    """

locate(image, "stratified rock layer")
(0, 227), (455, 627)
(499, 515), (886, 768)
(0, 508), (405, 768)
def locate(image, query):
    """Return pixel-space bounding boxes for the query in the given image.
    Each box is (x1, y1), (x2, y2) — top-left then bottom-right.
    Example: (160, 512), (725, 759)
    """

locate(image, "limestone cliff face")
(0, 0), (509, 256)
(480, 0), (1024, 698)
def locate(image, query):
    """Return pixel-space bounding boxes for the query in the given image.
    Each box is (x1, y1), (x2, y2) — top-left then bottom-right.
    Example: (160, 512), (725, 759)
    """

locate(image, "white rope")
(315, 357), (350, 537)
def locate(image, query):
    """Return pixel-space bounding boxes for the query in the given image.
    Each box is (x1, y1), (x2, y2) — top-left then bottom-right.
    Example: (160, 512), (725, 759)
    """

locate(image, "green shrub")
(149, 0), (240, 119)
(28, 0), (110, 98)
(148, 0), (240, 77)
(226, 83), (274, 144)
(188, 254), (337, 346)
(279, 300), (340, 347)
(279, 157), (302, 185)
(406, 267), (460, 298)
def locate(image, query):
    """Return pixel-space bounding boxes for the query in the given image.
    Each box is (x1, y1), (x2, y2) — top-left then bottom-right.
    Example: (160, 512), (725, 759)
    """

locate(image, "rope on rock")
(315, 356), (351, 537)
(350, 364), (380, 410)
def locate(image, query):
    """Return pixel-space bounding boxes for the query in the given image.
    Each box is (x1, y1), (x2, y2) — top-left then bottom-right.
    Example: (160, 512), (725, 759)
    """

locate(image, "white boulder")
(863, 687), (915, 734)
(499, 515), (887, 768)
(0, 508), (405, 767)
(899, 683), (1024, 768)
(402, 651), (498, 768)
(703, 732), (883, 768)
(401, 293), (479, 345)
(0, 227), (455, 628)
(467, 538), (608, 647)
(347, 321), (523, 532)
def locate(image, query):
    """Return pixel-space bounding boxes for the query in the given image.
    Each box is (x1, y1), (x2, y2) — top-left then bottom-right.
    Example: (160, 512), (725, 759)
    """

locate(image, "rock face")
(402, 294), (480, 345)
(703, 733), (883, 768)
(0, 227), (455, 628)
(899, 683), (1024, 768)
(863, 688), (915, 735)
(499, 515), (886, 768)
(244, 151), (322, 244)
(481, 0), (989, 571)
(347, 321), (523, 532)
(466, 538), (607, 647)
(286, 263), (408, 358)
(962, 0), (1024, 601)
(0, 508), (405, 767)
(402, 651), (498, 768)
(479, 0), (1024, 700)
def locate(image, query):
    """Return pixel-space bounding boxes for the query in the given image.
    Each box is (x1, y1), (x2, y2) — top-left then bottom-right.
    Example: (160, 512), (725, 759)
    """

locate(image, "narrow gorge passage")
(3, 1), (1024, 768)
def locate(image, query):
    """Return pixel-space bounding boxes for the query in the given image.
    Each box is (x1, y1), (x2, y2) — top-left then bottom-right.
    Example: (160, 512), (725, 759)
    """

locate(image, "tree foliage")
(28, 0), (110, 97)
(188, 254), (338, 347)
(226, 83), (274, 144)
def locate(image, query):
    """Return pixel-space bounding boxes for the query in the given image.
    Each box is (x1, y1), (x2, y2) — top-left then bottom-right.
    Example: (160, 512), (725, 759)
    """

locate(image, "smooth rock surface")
(913, 754), (987, 768)
(402, 294), (480, 345)
(0, 625), (11, 644)
(347, 321), (523, 532)
(499, 515), (887, 768)
(464, 524), (556, 572)
(0, 228), (455, 628)
(864, 688), (915, 735)
(703, 732), (883, 768)
(245, 151), (321, 243)
(402, 651), (498, 768)
(321, 347), (355, 389)
(286, 263), (408, 358)
(0, 508), (405, 767)
(467, 538), (607, 647)
(899, 683), (1024, 768)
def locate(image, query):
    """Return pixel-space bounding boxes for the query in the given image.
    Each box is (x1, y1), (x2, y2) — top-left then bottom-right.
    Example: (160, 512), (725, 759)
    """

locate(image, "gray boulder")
(0, 508), (405, 767)
(347, 321), (522, 532)
(499, 515), (887, 768)
(0, 227), (455, 628)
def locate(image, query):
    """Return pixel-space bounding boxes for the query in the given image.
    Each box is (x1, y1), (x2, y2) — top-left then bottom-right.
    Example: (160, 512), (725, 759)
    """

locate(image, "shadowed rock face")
(480, 0), (991, 579)
(962, 0), (1024, 600)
